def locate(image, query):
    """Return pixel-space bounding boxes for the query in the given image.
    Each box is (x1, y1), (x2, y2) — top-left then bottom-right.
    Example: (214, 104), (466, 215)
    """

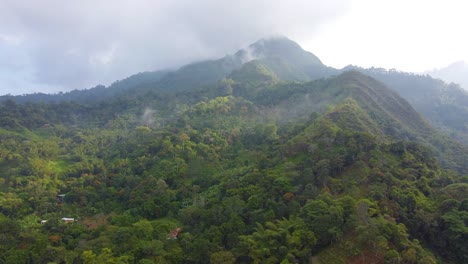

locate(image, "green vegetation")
(347, 66), (468, 145)
(0, 38), (467, 263)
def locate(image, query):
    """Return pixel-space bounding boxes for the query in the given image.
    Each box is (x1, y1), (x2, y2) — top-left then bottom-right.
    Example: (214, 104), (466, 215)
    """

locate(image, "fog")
(427, 61), (468, 91)
(0, 0), (349, 95)
(1, 0), (467, 95)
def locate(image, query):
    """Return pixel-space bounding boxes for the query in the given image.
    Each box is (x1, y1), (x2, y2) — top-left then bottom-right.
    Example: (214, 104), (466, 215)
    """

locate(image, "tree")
(210, 251), (236, 264)
(314, 159), (330, 187)
(82, 250), (96, 264)
(384, 249), (400, 264)
(236, 218), (317, 263)
(301, 199), (344, 246)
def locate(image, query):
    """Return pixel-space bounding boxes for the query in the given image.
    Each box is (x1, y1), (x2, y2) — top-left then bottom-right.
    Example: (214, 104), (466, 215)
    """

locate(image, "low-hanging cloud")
(142, 107), (156, 127)
(0, 0), (351, 95)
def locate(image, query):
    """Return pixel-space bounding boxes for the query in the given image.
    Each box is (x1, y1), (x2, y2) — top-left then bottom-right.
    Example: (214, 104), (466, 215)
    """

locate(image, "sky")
(0, 0), (467, 95)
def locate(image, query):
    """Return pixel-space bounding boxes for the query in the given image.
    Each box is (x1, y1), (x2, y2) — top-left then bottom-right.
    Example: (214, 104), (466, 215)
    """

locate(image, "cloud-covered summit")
(0, 0), (350, 95)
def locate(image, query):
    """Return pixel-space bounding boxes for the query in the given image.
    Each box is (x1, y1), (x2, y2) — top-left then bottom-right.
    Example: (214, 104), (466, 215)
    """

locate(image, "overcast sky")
(0, 0), (467, 95)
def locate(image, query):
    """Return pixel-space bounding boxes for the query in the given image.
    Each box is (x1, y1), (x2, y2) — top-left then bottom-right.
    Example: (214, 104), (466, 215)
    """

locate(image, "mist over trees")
(0, 37), (467, 263)
(427, 61), (468, 90)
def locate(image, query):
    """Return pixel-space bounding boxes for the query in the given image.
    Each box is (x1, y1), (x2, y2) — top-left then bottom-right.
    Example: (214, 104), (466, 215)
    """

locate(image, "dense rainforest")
(0, 38), (467, 264)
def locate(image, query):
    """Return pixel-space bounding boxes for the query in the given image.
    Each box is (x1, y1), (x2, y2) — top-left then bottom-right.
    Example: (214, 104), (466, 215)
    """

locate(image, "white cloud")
(1, 0), (466, 95)
(0, 0), (351, 95)
(0, 33), (23, 46)
(306, 0), (468, 72)
(89, 42), (119, 67)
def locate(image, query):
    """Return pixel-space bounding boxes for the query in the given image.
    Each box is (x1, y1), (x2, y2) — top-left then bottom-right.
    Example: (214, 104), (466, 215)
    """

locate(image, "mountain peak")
(235, 36), (323, 66)
(249, 36), (303, 51)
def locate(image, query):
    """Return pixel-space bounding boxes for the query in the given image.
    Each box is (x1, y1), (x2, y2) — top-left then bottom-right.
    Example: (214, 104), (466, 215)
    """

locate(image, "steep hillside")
(235, 70), (468, 174)
(243, 37), (337, 81)
(345, 66), (468, 145)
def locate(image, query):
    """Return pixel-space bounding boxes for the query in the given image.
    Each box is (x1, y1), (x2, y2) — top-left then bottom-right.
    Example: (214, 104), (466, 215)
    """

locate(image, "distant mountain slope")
(243, 37), (337, 81)
(325, 72), (468, 173)
(1, 37), (467, 148)
(237, 70), (431, 135)
(0, 70), (169, 104)
(344, 66), (468, 145)
(3, 66), (466, 174)
(137, 37), (335, 93)
(328, 71), (433, 137)
(217, 68), (468, 174)
(0, 37), (335, 104)
(427, 61), (468, 90)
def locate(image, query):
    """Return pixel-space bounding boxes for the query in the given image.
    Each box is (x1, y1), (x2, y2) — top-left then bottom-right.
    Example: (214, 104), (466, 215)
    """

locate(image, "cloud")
(306, 0), (468, 72)
(142, 107), (156, 127)
(0, 0), (351, 95)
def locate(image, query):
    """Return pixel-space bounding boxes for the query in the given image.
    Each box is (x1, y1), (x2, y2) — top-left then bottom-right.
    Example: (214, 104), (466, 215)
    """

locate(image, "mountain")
(345, 65), (468, 145)
(0, 70), (170, 104)
(4, 37), (466, 149)
(0, 37), (335, 104)
(427, 61), (468, 90)
(239, 37), (337, 81)
(0, 38), (467, 263)
(232, 69), (467, 173)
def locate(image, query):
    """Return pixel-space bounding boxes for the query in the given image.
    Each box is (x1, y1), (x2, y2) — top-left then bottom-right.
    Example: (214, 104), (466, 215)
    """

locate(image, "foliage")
(0, 49), (466, 263)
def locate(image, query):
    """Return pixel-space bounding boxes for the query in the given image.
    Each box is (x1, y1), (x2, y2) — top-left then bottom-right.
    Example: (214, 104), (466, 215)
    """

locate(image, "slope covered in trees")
(345, 66), (468, 145)
(1, 61), (467, 264)
(3, 37), (465, 150)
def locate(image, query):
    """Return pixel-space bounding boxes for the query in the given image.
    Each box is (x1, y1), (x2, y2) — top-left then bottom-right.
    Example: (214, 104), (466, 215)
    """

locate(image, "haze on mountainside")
(426, 61), (468, 90)
(1, 0), (468, 95)
(4, 36), (467, 147)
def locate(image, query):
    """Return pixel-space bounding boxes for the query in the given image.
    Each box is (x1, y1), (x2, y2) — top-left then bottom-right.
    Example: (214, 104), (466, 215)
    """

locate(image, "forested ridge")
(0, 38), (467, 264)
(344, 66), (468, 145)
